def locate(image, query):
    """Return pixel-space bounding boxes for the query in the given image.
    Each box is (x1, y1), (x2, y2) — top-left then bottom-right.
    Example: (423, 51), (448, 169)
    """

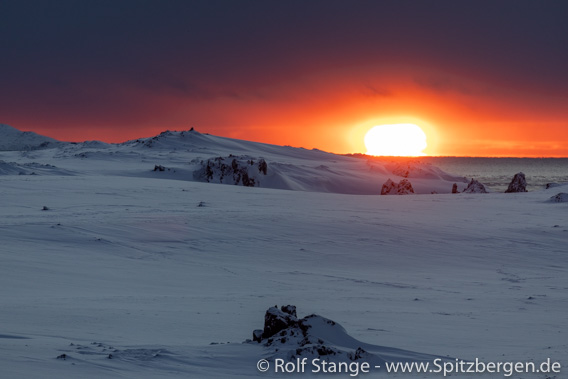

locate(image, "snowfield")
(0, 125), (566, 378)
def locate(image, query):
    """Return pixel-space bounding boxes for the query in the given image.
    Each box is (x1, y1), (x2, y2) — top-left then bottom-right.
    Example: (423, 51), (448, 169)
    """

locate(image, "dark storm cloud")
(1, 0), (567, 128)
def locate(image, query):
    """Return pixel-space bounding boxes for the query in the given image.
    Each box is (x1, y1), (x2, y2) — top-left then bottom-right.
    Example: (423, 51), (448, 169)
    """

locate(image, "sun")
(364, 123), (427, 156)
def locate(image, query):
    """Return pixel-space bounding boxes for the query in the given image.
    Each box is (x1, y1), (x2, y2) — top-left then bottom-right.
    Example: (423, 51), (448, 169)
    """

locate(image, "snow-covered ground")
(1, 126), (566, 378)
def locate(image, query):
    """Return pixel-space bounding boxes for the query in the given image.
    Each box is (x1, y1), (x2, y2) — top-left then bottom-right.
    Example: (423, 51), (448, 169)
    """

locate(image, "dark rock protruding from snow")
(252, 305), (374, 363)
(250, 306), (450, 368)
(549, 193), (568, 203)
(505, 172), (528, 193)
(263, 306), (299, 339)
(462, 179), (488, 193)
(545, 183), (562, 189)
(193, 155), (268, 187)
(397, 179), (415, 194)
(452, 183), (458, 194)
(380, 179), (396, 195)
(252, 329), (263, 343)
(258, 159), (268, 175)
(381, 178), (415, 195)
(281, 305), (297, 318)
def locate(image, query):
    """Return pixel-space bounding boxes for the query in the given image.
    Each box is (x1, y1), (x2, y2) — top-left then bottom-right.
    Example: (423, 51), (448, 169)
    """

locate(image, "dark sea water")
(422, 157), (568, 192)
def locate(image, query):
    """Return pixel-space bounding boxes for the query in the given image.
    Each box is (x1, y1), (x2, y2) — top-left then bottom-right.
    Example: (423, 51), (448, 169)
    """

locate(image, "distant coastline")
(346, 154), (568, 192)
(422, 157), (568, 192)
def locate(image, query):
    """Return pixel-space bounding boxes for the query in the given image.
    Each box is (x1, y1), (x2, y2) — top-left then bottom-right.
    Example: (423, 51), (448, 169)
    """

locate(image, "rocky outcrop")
(462, 179), (488, 193)
(262, 306), (299, 339)
(193, 156), (268, 187)
(545, 183), (562, 189)
(251, 305), (370, 361)
(281, 305), (297, 318)
(505, 172), (528, 193)
(380, 179), (396, 195)
(549, 193), (568, 203)
(397, 179), (415, 194)
(381, 178), (415, 195)
(252, 329), (263, 343)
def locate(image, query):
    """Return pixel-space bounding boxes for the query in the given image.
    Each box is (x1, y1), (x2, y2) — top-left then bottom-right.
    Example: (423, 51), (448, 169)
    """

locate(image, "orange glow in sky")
(15, 70), (568, 157)
(5, 66), (568, 157)
(2, 2), (567, 158)
(12, 63), (568, 157)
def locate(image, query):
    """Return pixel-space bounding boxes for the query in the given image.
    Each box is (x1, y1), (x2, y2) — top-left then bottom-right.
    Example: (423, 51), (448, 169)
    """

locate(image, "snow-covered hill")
(1, 127), (468, 194)
(0, 124), (63, 151)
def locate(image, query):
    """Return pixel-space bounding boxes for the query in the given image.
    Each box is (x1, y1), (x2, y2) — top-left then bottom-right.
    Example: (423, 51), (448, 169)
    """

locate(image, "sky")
(1, 0), (567, 156)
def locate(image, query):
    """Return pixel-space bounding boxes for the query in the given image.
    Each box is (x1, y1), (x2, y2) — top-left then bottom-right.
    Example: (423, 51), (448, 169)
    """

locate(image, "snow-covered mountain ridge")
(0, 124), (62, 151)
(0, 125), (468, 194)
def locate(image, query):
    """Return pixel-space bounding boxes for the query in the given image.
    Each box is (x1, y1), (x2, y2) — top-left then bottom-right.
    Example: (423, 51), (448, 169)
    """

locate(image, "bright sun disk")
(364, 123), (427, 156)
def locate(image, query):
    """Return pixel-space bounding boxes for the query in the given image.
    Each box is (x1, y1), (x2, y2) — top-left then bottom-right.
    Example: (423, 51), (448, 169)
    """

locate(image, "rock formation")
(251, 305), (371, 361)
(262, 305), (299, 339)
(193, 156), (268, 187)
(505, 172), (527, 193)
(380, 179), (396, 195)
(549, 193), (568, 203)
(462, 179), (488, 193)
(381, 178), (415, 195)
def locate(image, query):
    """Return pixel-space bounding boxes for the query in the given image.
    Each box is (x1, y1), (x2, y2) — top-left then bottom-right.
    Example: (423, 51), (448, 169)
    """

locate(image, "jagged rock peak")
(380, 179), (396, 195)
(262, 305), (299, 339)
(462, 179), (488, 193)
(505, 172), (528, 193)
(381, 178), (415, 195)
